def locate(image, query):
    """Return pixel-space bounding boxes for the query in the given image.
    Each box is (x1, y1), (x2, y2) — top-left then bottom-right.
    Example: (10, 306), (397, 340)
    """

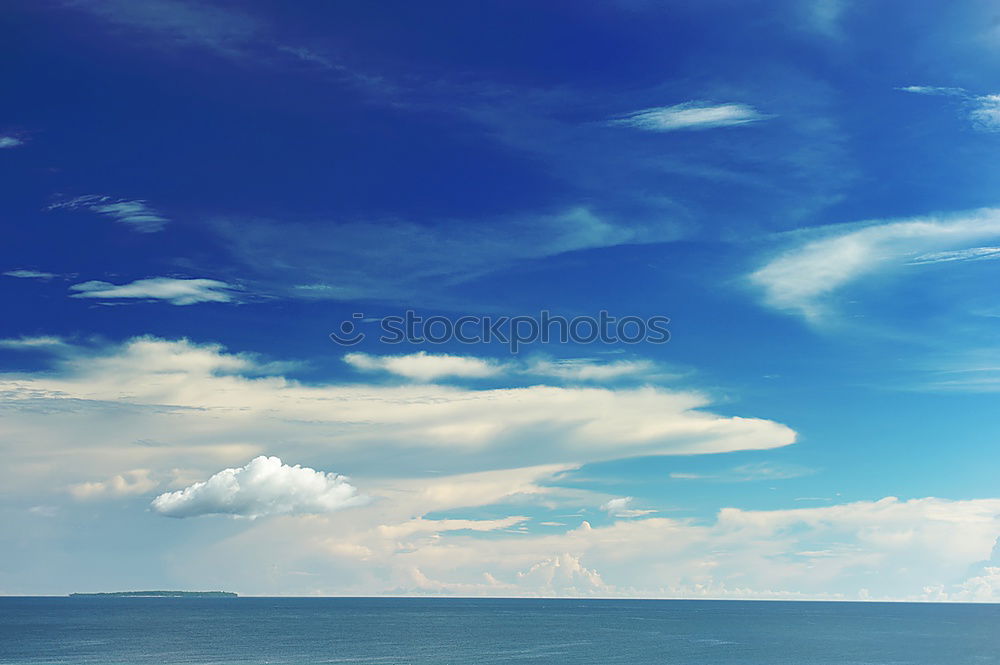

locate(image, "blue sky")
(2, 0), (1000, 599)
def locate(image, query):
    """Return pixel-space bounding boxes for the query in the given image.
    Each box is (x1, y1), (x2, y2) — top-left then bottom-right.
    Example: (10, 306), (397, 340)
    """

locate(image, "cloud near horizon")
(151, 456), (367, 519)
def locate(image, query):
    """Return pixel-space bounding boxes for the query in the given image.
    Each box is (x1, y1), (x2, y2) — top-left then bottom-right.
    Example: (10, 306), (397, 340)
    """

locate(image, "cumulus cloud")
(48, 194), (169, 232)
(515, 553), (609, 596)
(3, 269), (57, 279)
(69, 277), (239, 305)
(344, 351), (505, 381)
(610, 102), (769, 132)
(0, 136), (25, 148)
(749, 208), (1000, 320)
(151, 456), (367, 519)
(70, 469), (158, 500)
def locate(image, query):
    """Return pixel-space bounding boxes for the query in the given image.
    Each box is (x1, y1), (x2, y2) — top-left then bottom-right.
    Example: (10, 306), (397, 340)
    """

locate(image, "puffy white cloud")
(151, 456), (367, 519)
(69, 277), (238, 305)
(515, 553), (609, 596)
(344, 351), (505, 381)
(749, 208), (1000, 320)
(48, 194), (169, 232)
(610, 102), (768, 132)
(70, 469), (158, 500)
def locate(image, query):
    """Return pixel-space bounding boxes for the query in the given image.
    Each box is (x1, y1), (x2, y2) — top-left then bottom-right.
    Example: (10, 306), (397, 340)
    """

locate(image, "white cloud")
(610, 102), (769, 132)
(669, 462), (813, 483)
(151, 456), (367, 519)
(525, 358), (656, 381)
(0, 336), (68, 350)
(0, 337), (795, 492)
(344, 352), (661, 383)
(0, 136), (24, 149)
(185, 493), (1000, 599)
(70, 469), (158, 500)
(344, 351), (505, 381)
(69, 277), (238, 305)
(899, 86), (1000, 132)
(897, 85), (967, 96)
(749, 208), (1000, 320)
(515, 553), (609, 596)
(908, 246), (1000, 264)
(600, 496), (656, 518)
(3, 269), (57, 279)
(49, 195), (169, 232)
(968, 94), (1000, 131)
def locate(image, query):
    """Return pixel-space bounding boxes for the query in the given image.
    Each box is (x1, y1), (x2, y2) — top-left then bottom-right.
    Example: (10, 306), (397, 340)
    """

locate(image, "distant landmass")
(69, 591), (237, 598)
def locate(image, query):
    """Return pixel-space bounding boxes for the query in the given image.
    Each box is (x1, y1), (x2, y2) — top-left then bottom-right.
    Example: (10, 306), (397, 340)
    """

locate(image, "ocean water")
(1, 597), (998, 665)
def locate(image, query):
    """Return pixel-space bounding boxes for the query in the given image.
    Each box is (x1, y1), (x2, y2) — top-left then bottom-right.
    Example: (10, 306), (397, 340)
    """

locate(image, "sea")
(1, 597), (998, 665)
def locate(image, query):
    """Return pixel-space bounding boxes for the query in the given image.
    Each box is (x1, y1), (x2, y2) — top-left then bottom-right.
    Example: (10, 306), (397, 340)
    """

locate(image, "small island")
(69, 591), (237, 598)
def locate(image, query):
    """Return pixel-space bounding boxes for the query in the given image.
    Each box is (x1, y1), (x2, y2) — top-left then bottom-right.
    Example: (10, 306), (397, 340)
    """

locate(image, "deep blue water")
(1, 597), (998, 665)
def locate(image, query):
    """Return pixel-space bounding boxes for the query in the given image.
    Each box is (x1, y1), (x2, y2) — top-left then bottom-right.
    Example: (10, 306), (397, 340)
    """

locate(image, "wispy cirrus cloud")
(669, 462), (814, 482)
(0, 135), (25, 149)
(899, 85), (1000, 132)
(749, 208), (1000, 321)
(908, 246), (1000, 265)
(214, 207), (678, 302)
(49, 194), (169, 232)
(70, 0), (260, 57)
(600, 496), (656, 518)
(3, 269), (58, 280)
(609, 102), (769, 132)
(69, 277), (239, 305)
